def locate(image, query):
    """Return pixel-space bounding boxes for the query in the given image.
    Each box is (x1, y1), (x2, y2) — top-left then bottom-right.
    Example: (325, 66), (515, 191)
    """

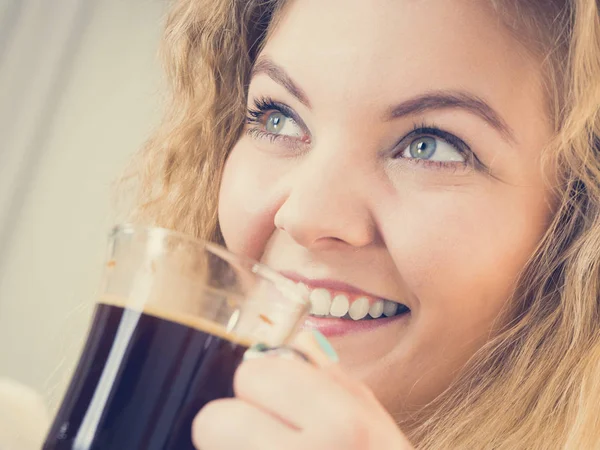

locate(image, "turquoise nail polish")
(243, 342), (269, 361)
(312, 330), (339, 362)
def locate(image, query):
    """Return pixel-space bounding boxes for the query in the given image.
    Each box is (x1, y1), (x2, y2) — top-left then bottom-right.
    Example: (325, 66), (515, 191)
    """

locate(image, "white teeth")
(369, 300), (384, 319)
(309, 288), (331, 316)
(330, 294), (350, 317)
(383, 300), (398, 317)
(349, 297), (369, 320)
(307, 284), (404, 320)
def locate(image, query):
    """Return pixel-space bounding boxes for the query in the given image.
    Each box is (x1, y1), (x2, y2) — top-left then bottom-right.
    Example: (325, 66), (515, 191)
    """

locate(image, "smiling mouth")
(305, 286), (409, 321)
(281, 272), (411, 321)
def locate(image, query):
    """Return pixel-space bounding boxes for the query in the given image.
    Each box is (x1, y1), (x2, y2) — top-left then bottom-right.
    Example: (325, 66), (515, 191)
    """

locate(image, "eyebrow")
(252, 57), (312, 108)
(387, 91), (517, 144)
(251, 57), (516, 145)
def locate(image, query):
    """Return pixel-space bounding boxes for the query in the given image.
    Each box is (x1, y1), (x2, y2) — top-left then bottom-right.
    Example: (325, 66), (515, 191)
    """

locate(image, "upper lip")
(279, 271), (407, 306)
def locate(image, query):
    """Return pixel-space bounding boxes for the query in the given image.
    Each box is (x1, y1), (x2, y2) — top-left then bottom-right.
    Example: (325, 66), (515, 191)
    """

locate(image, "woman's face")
(219, 0), (554, 418)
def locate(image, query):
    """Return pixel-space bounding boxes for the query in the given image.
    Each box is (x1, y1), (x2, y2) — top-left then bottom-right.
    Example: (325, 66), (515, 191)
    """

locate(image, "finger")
(244, 331), (339, 368)
(291, 330), (378, 405)
(192, 398), (296, 450)
(234, 355), (365, 431)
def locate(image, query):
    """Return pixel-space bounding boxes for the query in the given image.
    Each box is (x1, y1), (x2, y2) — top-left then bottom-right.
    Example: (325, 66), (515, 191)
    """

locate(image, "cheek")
(218, 141), (284, 260)
(381, 183), (551, 336)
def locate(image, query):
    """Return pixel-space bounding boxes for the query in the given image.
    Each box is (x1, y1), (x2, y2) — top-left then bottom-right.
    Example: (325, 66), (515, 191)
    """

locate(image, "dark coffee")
(43, 301), (249, 450)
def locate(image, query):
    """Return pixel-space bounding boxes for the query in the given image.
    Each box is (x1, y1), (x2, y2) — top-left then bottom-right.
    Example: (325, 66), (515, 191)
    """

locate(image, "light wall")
(0, 0), (166, 410)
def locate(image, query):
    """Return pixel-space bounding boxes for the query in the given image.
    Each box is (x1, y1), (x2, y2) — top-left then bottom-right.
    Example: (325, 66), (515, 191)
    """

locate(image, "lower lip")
(300, 312), (409, 337)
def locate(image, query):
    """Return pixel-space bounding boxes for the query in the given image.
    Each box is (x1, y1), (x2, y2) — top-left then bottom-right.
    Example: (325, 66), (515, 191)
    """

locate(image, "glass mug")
(43, 225), (309, 450)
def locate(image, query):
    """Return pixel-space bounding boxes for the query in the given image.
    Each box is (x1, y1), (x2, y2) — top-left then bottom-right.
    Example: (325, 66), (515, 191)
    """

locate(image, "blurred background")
(0, 0), (166, 413)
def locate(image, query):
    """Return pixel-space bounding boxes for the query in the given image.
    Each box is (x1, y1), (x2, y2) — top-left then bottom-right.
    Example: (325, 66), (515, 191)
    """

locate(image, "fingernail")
(243, 343), (269, 361)
(243, 344), (311, 363)
(311, 330), (339, 362)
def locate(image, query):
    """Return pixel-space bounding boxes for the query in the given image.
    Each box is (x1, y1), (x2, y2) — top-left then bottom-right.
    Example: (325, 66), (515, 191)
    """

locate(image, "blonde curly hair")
(126, 0), (600, 447)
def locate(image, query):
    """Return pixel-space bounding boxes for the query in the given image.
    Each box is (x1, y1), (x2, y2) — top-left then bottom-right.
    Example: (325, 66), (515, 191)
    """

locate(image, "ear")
(0, 378), (50, 450)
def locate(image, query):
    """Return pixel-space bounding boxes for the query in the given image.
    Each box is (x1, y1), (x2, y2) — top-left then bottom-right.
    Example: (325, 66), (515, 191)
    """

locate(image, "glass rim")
(109, 223), (307, 306)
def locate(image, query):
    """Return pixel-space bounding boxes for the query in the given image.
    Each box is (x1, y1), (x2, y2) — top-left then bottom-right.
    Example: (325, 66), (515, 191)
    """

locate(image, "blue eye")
(401, 135), (466, 163)
(265, 112), (285, 133)
(410, 136), (437, 159)
(264, 111), (303, 138)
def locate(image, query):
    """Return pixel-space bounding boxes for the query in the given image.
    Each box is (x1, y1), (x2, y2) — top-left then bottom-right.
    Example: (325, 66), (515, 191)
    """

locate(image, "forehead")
(260, 0), (545, 122)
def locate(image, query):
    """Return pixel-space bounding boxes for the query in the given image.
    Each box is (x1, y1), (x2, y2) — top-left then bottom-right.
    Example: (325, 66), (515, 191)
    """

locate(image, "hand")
(192, 331), (414, 450)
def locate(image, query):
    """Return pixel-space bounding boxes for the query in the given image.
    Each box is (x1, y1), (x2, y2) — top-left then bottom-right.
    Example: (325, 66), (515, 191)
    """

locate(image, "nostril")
(273, 193), (376, 249)
(315, 236), (345, 244)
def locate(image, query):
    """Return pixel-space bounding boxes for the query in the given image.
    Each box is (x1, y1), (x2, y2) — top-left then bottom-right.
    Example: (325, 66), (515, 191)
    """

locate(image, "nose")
(274, 152), (377, 250)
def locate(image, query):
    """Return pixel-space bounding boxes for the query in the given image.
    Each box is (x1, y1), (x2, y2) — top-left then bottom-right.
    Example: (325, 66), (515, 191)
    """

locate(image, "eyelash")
(393, 122), (477, 171)
(245, 97), (482, 171)
(245, 97), (309, 149)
